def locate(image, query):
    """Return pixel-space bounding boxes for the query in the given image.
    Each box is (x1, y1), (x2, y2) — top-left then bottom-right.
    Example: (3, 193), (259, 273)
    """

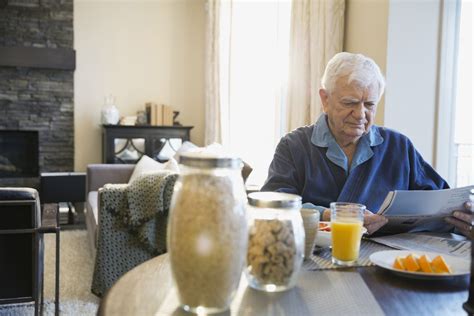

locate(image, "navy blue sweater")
(261, 125), (449, 212)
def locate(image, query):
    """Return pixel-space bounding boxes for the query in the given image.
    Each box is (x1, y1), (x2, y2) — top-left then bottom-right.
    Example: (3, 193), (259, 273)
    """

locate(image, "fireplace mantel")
(0, 46), (76, 70)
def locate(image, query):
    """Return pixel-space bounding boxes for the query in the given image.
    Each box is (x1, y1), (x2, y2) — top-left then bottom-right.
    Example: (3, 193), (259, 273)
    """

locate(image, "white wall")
(74, 0), (205, 171)
(384, 0), (441, 164)
(344, 0), (389, 126)
(345, 0), (444, 167)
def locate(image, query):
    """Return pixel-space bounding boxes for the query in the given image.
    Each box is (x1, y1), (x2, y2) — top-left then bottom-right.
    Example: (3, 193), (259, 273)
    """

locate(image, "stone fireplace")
(0, 0), (75, 188)
(0, 130), (39, 178)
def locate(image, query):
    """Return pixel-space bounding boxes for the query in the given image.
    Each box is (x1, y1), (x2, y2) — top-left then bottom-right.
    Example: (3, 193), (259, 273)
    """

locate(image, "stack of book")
(145, 102), (174, 126)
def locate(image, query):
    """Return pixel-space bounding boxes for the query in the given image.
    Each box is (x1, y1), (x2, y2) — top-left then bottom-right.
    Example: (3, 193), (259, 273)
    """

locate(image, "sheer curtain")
(204, 0), (345, 185)
(204, 0), (223, 145)
(218, 0), (292, 185)
(286, 0), (345, 131)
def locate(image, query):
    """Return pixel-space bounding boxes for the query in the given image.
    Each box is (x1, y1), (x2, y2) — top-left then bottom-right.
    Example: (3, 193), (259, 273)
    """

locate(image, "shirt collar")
(311, 114), (384, 172)
(311, 114), (383, 147)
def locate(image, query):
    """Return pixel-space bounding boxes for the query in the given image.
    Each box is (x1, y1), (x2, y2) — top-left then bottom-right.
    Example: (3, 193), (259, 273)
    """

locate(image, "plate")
(369, 250), (470, 279)
(314, 221), (367, 248)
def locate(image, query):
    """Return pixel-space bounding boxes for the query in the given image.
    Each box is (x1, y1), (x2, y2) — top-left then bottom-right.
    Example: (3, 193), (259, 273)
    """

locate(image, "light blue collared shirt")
(311, 114), (384, 174)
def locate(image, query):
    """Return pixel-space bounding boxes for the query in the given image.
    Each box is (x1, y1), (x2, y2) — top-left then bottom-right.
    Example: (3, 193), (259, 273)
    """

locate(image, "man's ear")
(319, 88), (329, 113)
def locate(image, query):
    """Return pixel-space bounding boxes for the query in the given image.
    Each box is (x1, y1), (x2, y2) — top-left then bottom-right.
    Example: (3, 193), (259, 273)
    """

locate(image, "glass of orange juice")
(330, 202), (365, 266)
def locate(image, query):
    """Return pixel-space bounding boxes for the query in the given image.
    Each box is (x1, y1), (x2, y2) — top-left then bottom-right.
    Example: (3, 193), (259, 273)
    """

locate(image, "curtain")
(286, 0), (345, 132)
(214, 1), (292, 185)
(204, 0), (222, 145)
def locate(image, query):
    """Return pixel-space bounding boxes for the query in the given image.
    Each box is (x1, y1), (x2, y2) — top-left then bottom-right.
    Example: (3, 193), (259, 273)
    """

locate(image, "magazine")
(376, 185), (474, 234)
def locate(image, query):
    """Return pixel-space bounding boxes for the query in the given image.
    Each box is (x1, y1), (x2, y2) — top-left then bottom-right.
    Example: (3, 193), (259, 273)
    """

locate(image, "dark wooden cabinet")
(102, 125), (193, 164)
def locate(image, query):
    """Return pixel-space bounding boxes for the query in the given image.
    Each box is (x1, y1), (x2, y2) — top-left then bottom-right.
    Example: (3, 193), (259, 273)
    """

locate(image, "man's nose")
(352, 102), (366, 119)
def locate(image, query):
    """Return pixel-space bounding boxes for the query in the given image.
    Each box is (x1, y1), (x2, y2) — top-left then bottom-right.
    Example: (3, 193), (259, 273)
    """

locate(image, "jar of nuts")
(168, 152), (248, 314)
(245, 192), (304, 292)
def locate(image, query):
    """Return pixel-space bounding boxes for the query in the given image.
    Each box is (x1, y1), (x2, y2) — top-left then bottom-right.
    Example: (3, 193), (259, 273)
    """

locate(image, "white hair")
(321, 52), (385, 100)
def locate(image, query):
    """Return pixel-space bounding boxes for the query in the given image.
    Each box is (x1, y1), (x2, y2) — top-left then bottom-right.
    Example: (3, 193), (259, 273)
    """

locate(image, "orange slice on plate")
(431, 255), (453, 274)
(393, 256), (406, 270)
(418, 255), (434, 273)
(404, 254), (420, 272)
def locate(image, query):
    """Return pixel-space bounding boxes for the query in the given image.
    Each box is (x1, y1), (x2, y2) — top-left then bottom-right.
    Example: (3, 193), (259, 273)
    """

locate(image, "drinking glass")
(300, 208), (320, 259)
(330, 202), (365, 266)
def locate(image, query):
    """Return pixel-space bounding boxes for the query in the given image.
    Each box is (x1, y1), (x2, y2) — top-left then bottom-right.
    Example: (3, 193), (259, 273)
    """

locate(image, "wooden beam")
(0, 46), (76, 70)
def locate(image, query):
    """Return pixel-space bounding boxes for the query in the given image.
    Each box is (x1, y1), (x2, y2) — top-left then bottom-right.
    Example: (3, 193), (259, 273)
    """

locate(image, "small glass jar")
(168, 153), (248, 314)
(245, 191), (304, 292)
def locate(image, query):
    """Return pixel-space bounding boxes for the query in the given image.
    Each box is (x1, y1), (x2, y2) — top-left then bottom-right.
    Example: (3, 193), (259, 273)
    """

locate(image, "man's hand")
(444, 201), (472, 238)
(321, 208), (388, 234)
(363, 210), (388, 234)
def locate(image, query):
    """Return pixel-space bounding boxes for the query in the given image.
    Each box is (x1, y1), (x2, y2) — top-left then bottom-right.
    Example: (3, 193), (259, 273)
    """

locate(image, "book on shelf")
(156, 103), (164, 126)
(144, 102), (174, 126)
(150, 102), (157, 125)
(162, 104), (173, 126)
(145, 102), (152, 125)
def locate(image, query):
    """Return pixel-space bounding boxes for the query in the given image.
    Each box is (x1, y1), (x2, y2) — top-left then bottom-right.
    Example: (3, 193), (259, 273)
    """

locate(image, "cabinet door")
(151, 138), (183, 162)
(113, 138), (146, 164)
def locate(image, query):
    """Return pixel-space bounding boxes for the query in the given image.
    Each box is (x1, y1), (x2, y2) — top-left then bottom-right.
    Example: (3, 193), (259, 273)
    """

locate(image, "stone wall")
(0, 0), (74, 187)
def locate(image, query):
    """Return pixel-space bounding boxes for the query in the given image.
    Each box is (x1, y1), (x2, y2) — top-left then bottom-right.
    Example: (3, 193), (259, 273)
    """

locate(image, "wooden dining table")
(98, 249), (470, 316)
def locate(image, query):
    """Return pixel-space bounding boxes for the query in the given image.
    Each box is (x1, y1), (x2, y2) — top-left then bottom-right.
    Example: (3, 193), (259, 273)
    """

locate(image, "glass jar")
(245, 192), (304, 292)
(167, 153), (248, 314)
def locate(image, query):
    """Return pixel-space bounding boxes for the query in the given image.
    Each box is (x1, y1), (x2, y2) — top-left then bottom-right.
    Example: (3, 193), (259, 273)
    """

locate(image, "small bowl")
(314, 221), (367, 248)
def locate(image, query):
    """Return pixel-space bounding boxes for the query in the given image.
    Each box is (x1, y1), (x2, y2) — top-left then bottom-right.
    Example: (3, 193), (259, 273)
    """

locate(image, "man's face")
(319, 76), (379, 146)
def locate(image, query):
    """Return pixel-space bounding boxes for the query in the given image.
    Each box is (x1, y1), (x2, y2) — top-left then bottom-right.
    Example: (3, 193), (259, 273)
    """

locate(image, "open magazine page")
(370, 233), (471, 259)
(379, 215), (453, 234)
(376, 185), (474, 233)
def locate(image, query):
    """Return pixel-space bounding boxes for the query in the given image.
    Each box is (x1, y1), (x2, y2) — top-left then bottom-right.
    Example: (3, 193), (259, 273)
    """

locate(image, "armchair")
(0, 187), (59, 316)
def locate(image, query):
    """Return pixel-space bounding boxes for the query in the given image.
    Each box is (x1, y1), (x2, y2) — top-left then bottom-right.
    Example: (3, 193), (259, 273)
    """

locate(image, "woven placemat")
(303, 239), (395, 270)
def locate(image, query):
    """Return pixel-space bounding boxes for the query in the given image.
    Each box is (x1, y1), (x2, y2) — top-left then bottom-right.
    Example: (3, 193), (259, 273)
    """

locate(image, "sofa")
(85, 160), (252, 296)
(85, 161), (254, 257)
(85, 164), (134, 258)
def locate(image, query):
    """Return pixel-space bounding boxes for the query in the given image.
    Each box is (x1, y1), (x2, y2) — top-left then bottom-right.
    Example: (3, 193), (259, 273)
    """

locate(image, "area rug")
(0, 230), (100, 315)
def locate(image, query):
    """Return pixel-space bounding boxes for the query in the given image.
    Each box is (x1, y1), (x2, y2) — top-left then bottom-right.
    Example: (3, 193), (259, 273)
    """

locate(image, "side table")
(40, 172), (86, 225)
(40, 203), (61, 316)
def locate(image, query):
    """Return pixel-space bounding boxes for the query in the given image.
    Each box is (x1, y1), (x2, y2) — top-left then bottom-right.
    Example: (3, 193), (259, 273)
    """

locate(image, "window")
(453, 0), (473, 187)
(219, 0), (292, 186)
(437, 0), (473, 187)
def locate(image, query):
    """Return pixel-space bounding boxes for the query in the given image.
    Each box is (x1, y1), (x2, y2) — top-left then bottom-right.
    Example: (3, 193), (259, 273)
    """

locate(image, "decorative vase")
(101, 95), (120, 125)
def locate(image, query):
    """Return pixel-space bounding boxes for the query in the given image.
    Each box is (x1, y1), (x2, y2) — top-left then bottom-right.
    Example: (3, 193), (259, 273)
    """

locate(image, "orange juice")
(331, 221), (363, 262)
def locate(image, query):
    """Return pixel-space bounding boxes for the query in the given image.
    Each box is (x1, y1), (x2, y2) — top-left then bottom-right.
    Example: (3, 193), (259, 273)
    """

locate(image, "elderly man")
(261, 52), (471, 236)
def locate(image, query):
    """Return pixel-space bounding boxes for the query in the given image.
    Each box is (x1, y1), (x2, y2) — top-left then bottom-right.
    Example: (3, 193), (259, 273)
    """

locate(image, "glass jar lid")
(179, 152), (242, 169)
(248, 192), (302, 209)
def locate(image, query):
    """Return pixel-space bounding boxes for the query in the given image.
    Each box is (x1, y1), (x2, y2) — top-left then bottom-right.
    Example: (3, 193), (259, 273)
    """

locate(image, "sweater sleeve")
(260, 137), (301, 194)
